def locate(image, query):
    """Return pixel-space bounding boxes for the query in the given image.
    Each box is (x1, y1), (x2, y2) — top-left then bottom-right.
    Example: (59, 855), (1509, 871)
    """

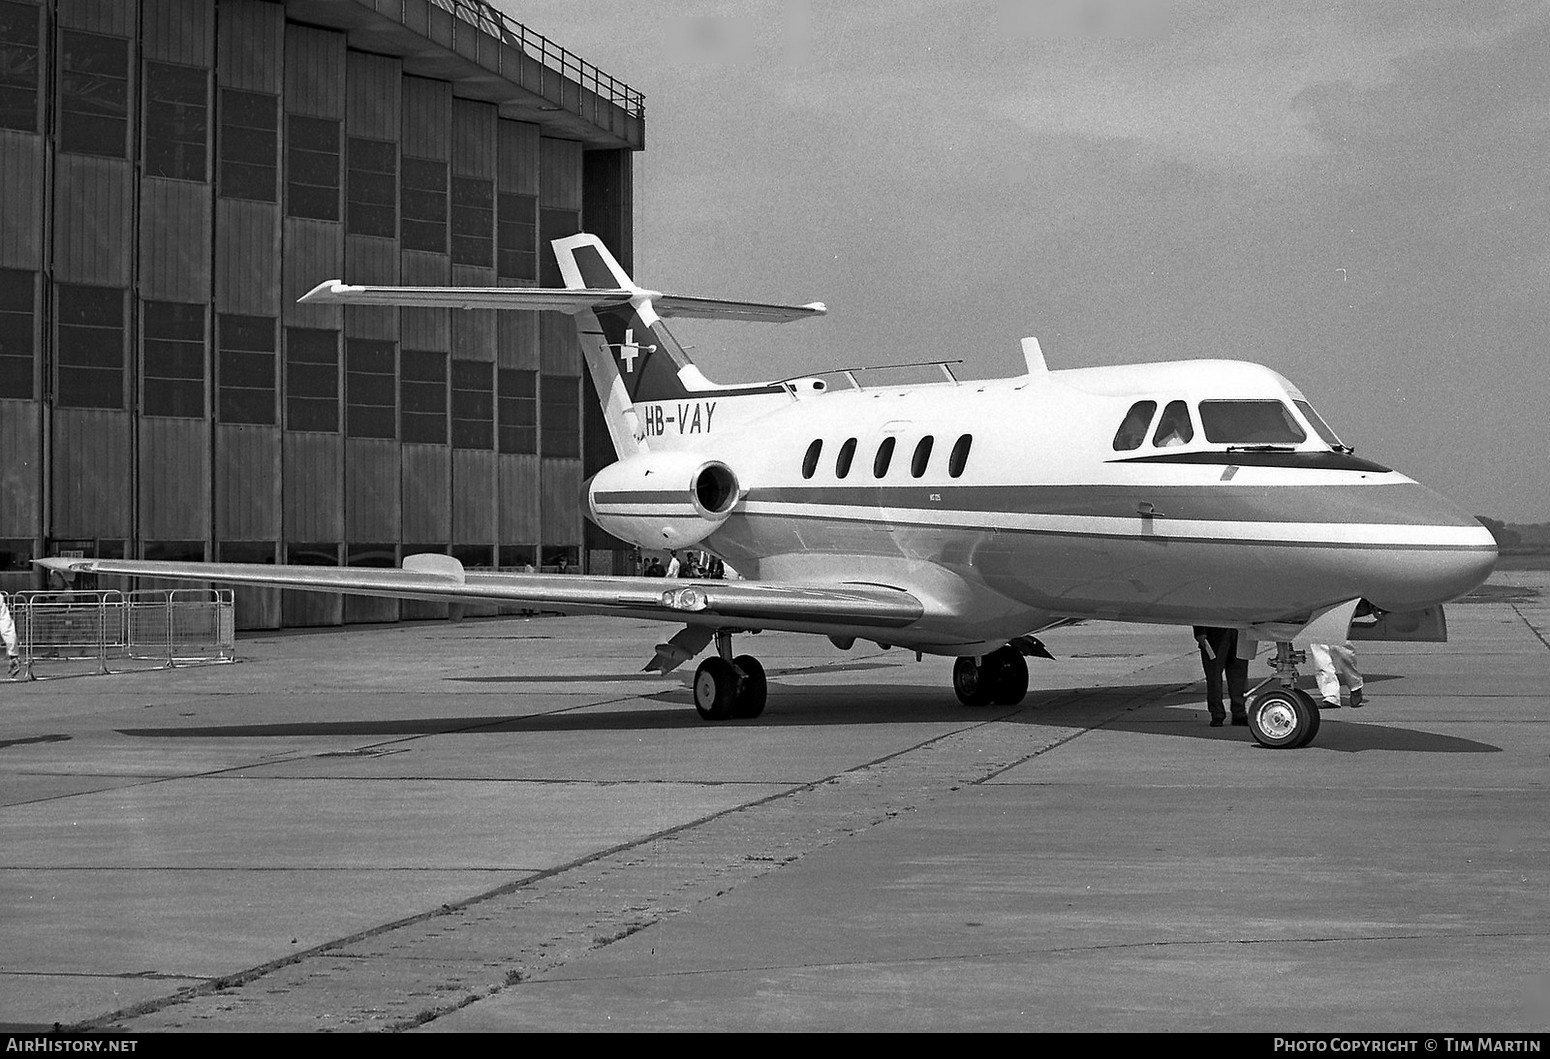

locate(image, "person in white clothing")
(0, 592), (19, 678)
(665, 551), (681, 578)
(1307, 641), (1364, 709)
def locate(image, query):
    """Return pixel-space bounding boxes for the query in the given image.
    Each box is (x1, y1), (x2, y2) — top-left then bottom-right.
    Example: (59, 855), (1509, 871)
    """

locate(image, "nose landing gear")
(1246, 642), (1321, 749)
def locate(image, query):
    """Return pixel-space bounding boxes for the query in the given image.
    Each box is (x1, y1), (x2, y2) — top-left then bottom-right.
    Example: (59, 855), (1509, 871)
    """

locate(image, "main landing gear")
(1245, 642), (1321, 749)
(953, 646), (1029, 707)
(692, 631), (767, 721)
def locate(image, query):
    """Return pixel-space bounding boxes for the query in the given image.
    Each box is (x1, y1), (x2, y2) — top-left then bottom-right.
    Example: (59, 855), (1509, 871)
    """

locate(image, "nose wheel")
(1246, 685), (1321, 748)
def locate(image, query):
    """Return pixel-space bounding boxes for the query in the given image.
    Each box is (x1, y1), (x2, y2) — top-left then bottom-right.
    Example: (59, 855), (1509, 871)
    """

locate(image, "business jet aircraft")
(37, 235), (1497, 749)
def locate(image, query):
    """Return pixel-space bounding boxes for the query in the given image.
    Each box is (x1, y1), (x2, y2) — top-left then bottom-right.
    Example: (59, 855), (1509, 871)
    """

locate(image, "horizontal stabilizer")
(299, 281), (825, 323)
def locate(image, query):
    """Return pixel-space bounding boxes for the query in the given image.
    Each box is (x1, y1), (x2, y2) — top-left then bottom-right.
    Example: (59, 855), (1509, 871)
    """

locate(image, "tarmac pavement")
(1, 571), (1546, 1032)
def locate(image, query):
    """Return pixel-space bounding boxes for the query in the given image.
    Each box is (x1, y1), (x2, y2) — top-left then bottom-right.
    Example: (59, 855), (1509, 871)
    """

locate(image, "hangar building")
(0, 0), (642, 627)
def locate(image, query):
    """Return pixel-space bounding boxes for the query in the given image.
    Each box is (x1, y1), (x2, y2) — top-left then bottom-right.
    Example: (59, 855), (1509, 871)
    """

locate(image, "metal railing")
(429, 0), (646, 117)
(126, 590), (237, 667)
(9, 589), (235, 678)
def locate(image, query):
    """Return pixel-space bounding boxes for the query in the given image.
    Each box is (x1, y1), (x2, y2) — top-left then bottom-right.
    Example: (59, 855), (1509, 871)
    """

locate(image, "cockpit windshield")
(1198, 400), (1306, 445)
(1292, 399), (1347, 450)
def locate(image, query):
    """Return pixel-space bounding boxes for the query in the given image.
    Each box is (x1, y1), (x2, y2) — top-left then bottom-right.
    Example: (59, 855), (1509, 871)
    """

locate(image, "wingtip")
(34, 557), (89, 573)
(298, 280), (354, 304)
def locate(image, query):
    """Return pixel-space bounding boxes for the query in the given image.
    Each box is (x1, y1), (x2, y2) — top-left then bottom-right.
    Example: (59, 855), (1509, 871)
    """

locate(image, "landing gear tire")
(1247, 686), (1321, 749)
(953, 655), (997, 707)
(988, 646), (1029, 705)
(731, 655), (767, 719)
(694, 657), (738, 721)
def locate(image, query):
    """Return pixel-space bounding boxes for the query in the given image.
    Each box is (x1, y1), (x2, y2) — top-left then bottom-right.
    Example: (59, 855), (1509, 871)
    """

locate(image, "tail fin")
(296, 233), (824, 460)
(548, 235), (828, 458)
(551, 234), (712, 448)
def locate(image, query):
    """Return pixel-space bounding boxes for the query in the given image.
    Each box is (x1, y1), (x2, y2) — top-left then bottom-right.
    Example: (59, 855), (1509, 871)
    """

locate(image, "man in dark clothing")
(1194, 626), (1250, 727)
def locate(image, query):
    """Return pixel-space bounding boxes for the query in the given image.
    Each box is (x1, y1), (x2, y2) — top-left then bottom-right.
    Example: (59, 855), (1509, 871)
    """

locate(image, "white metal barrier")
(11, 589), (235, 678)
(126, 589), (237, 667)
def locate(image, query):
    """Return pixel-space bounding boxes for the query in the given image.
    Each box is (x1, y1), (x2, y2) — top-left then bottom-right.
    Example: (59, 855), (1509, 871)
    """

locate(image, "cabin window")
(1152, 400), (1193, 447)
(802, 439), (822, 479)
(948, 434), (972, 478)
(1112, 401), (1156, 451)
(1293, 400), (1344, 449)
(873, 436), (895, 478)
(835, 437), (857, 478)
(1199, 400), (1306, 444)
(911, 436), (934, 478)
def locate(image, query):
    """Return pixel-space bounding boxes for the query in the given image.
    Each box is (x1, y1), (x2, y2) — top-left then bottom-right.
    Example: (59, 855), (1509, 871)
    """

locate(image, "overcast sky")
(504, 0), (1550, 522)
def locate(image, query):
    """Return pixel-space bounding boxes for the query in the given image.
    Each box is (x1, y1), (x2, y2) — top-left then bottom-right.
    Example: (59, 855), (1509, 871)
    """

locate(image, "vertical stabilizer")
(549, 235), (809, 459)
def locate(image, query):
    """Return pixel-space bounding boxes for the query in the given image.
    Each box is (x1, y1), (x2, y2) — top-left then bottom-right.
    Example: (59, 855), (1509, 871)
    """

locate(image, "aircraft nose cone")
(1421, 532), (1498, 602)
(1359, 484), (1497, 611)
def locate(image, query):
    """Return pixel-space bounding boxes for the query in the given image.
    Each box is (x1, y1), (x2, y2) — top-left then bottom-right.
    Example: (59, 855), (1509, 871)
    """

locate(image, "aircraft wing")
(298, 282), (825, 323)
(32, 557), (921, 633)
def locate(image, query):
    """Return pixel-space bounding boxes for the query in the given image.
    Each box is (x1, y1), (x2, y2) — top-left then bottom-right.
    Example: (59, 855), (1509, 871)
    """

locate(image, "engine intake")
(586, 451), (743, 549)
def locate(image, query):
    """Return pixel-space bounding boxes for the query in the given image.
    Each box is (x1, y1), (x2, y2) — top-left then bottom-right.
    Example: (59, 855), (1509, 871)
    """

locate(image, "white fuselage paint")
(586, 359), (1496, 655)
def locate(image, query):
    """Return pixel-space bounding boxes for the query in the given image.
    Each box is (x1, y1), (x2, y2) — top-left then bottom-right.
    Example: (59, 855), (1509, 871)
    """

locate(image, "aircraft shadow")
(0, 733), (73, 750)
(111, 678), (1501, 753)
(447, 660), (902, 684)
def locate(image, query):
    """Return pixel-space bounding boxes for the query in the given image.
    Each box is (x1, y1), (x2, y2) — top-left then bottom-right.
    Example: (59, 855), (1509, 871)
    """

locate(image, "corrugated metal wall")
(1, 0), (625, 626)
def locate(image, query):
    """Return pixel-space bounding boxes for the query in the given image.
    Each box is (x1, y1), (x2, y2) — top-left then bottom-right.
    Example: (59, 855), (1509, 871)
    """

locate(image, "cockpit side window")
(1293, 400), (1344, 448)
(1198, 400), (1306, 444)
(1112, 401), (1157, 451)
(1152, 400), (1194, 447)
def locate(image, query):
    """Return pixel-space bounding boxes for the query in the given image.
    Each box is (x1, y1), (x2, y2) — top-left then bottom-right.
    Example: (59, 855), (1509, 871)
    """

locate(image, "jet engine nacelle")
(585, 451), (742, 550)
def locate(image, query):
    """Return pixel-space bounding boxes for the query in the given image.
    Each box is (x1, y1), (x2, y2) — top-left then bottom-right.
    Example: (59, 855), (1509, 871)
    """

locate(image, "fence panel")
(14, 591), (125, 675)
(11, 590), (236, 676)
(127, 589), (236, 665)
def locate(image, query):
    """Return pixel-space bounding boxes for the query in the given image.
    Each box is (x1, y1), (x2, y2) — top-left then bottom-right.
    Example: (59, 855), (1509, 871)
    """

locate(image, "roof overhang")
(283, 0), (644, 149)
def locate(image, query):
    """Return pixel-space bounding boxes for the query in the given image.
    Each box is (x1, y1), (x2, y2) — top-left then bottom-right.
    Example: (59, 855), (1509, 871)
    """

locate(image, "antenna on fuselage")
(1021, 336), (1049, 375)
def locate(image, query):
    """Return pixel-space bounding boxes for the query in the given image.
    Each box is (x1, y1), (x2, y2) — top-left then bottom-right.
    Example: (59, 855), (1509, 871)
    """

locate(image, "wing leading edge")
(32, 558), (922, 633)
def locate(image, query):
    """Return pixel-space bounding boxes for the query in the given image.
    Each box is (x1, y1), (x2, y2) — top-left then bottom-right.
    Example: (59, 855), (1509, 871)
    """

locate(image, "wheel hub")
(1259, 702), (1298, 740)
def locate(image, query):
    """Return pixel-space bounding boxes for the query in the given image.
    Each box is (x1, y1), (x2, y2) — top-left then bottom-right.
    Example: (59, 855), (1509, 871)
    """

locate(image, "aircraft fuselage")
(590, 358), (1495, 654)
